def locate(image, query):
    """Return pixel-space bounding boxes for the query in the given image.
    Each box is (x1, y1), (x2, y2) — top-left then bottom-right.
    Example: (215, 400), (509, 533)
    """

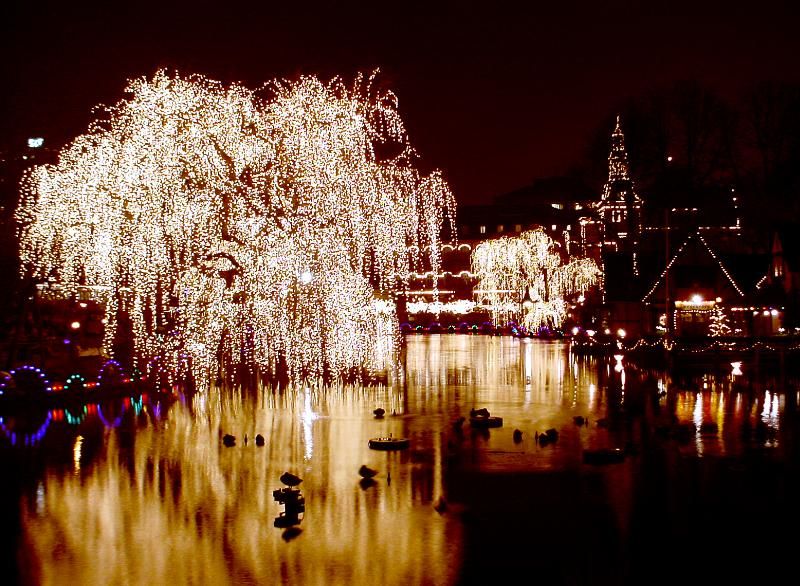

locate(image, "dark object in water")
(573, 415), (585, 426)
(369, 435), (410, 450)
(537, 428), (559, 445)
(453, 416), (466, 432)
(273, 487), (305, 505)
(470, 415), (503, 428)
(583, 448), (626, 465)
(700, 422), (719, 435)
(513, 429), (523, 443)
(359, 464), (378, 479)
(222, 434), (236, 447)
(280, 472), (303, 487)
(274, 512), (302, 528)
(434, 496), (447, 513)
(281, 527), (303, 542)
(373, 407), (385, 418)
(255, 434), (265, 446)
(596, 418), (609, 428)
(470, 407), (490, 418)
(359, 477), (377, 490)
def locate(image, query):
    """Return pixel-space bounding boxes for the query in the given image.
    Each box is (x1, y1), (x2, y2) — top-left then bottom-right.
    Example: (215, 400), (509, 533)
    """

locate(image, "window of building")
(479, 225), (486, 234)
(514, 224), (522, 232)
(551, 224), (557, 231)
(497, 225), (504, 233)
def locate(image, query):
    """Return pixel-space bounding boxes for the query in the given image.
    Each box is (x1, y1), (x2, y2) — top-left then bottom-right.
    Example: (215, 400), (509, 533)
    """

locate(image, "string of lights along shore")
(16, 70), (456, 389)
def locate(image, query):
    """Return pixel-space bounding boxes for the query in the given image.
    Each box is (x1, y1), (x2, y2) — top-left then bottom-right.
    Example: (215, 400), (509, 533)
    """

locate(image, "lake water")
(2, 336), (798, 585)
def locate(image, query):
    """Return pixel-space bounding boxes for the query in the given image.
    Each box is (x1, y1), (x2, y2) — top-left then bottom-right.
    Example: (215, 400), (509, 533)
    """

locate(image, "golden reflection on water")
(11, 335), (796, 585)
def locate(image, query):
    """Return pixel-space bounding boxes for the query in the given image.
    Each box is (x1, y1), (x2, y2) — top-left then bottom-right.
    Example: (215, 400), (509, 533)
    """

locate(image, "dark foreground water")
(2, 336), (799, 585)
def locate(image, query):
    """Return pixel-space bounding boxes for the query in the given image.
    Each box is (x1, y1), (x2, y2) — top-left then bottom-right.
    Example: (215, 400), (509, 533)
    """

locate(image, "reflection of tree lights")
(301, 390), (319, 461)
(613, 353), (624, 373)
(18, 71), (455, 389)
(731, 361), (743, 376)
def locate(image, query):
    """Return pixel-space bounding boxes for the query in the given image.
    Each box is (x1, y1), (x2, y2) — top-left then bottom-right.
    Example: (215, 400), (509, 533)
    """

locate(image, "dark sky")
(3, 0), (799, 205)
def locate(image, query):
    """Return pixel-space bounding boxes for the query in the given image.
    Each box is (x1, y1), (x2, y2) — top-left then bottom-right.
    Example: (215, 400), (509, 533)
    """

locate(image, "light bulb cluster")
(470, 229), (600, 329)
(17, 70), (456, 390)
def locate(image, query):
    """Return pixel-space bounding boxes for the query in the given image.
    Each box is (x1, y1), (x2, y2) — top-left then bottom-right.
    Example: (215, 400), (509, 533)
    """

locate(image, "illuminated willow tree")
(471, 229), (600, 329)
(17, 71), (455, 389)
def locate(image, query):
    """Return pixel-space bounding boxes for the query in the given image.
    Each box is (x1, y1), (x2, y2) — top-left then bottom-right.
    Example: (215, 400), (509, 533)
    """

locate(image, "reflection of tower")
(597, 116), (642, 275)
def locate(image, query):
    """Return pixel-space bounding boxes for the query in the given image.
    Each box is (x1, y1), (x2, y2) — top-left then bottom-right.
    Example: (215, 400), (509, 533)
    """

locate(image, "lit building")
(595, 116), (642, 267)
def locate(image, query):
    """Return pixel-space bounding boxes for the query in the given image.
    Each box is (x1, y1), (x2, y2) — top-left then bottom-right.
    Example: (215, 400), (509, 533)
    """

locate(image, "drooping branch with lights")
(471, 229), (600, 329)
(17, 70), (456, 389)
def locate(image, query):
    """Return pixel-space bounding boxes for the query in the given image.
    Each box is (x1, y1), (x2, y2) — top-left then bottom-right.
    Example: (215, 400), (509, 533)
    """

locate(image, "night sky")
(3, 0), (799, 205)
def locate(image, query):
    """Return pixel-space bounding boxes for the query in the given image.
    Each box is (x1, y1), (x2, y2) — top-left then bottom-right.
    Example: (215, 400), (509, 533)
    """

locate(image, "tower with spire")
(597, 115), (642, 273)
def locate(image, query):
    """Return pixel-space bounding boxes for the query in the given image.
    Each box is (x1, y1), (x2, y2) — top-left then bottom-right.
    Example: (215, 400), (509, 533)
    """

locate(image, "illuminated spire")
(600, 115), (640, 205)
(597, 115), (642, 276)
(607, 114), (630, 182)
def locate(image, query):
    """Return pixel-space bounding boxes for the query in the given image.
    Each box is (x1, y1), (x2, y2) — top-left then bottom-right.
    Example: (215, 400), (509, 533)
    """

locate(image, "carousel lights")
(17, 70), (456, 390)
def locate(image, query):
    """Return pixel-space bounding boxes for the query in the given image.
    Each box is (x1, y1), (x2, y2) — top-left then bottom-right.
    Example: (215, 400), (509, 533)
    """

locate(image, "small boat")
(469, 415), (503, 428)
(582, 448), (626, 465)
(373, 408), (386, 419)
(368, 435), (410, 450)
(358, 464), (378, 479)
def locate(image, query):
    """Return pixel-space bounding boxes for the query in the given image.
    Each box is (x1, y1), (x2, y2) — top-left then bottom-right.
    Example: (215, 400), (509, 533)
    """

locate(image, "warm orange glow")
(18, 71), (456, 389)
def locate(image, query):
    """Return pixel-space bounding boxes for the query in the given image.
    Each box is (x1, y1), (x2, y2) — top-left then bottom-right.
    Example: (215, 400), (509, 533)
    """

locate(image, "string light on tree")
(17, 70), (456, 390)
(470, 228), (600, 330)
(709, 304), (731, 337)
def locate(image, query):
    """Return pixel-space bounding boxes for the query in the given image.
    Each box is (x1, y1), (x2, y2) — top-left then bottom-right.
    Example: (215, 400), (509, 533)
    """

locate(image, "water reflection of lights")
(762, 390), (781, 439)
(523, 339), (533, 392)
(14, 337), (800, 584)
(36, 482), (45, 514)
(301, 389), (319, 460)
(731, 361), (743, 376)
(693, 392), (704, 456)
(73, 435), (83, 472)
